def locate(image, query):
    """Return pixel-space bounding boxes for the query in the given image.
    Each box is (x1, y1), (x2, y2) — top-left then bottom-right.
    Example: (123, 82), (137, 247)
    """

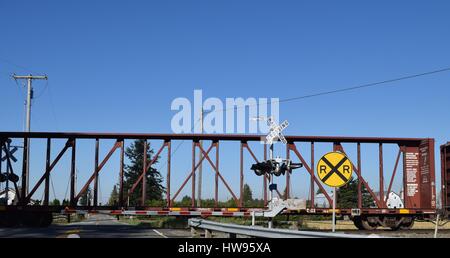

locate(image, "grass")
(52, 214), (86, 225)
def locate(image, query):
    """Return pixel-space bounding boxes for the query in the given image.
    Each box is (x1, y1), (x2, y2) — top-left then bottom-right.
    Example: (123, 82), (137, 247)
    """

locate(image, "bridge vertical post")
(357, 143), (362, 209)
(70, 138), (76, 207)
(119, 139), (125, 207)
(0, 139), (3, 203)
(93, 138), (99, 207)
(142, 139), (147, 206)
(240, 141), (244, 207)
(311, 142), (315, 208)
(44, 138), (51, 205)
(166, 141), (171, 207)
(191, 141), (196, 208)
(379, 143), (384, 207)
(215, 141), (219, 207)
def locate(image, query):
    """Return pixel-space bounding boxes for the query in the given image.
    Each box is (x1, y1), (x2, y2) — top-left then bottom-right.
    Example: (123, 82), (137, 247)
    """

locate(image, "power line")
(45, 81), (60, 130)
(64, 173), (70, 201)
(50, 175), (57, 201)
(277, 67), (450, 104)
(158, 66), (450, 172)
(32, 79), (49, 99)
(98, 173), (102, 205)
(0, 58), (40, 74)
(154, 117), (202, 172)
(212, 66), (450, 114)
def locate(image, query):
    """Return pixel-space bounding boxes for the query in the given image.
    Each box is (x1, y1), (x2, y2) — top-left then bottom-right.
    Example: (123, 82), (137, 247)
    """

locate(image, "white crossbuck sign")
(265, 117), (289, 145)
(1, 145), (18, 162)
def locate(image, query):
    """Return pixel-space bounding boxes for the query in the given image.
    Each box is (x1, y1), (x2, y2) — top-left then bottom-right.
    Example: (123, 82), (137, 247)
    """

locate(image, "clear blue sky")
(1, 1), (449, 204)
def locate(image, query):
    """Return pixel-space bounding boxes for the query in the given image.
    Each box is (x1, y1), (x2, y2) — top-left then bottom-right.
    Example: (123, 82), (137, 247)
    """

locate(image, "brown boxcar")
(441, 142), (450, 215)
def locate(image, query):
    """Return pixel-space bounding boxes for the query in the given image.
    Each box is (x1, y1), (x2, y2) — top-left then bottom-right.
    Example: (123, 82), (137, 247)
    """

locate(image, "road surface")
(2, 215), (448, 238)
(0, 214), (192, 238)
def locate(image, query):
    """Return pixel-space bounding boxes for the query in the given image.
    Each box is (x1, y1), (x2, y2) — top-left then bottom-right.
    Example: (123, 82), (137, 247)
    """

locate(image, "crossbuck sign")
(265, 117), (289, 145)
(317, 152), (353, 187)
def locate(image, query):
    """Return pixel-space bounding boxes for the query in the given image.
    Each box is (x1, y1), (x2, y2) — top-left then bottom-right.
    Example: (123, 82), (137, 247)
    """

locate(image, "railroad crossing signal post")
(250, 117), (302, 228)
(317, 151), (353, 233)
(12, 74), (48, 195)
(265, 117), (289, 229)
(268, 143), (274, 229)
(332, 187), (336, 232)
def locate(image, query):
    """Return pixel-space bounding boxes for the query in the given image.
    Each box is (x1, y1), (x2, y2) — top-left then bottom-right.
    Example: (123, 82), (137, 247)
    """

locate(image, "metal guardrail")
(189, 218), (374, 238)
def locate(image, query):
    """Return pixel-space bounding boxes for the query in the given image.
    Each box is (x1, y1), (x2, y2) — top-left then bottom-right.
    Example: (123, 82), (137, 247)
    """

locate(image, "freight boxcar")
(0, 132), (448, 230)
(441, 142), (450, 216)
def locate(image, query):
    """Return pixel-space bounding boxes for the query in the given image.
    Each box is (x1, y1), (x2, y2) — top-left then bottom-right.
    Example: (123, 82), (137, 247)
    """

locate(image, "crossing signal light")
(8, 173), (19, 183)
(290, 162), (303, 170)
(250, 160), (274, 176)
(251, 159), (303, 177)
(0, 173), (6, 182)
(0, 173), (19, 183)
(274, 162), (288, 176)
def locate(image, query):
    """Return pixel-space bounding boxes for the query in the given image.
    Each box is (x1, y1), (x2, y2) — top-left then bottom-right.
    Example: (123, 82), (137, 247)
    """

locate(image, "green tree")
(251, 198), (264, 208)
(337, 177), (374, 208)
(200, 198), (215, 208)
(108, 184), (119, 206)
(51, 198), (61, 206)
(179, 195), (192, 207)
(243, 184), (253, 206)
(124, 140), (165, 206)
(79, 186), (92, 206)
(224, 198), (237, 207)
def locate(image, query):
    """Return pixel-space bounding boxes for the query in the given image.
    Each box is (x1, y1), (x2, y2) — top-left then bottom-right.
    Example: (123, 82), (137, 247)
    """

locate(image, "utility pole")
(197, 109), (203, 207)
(12, 74), (48, 195)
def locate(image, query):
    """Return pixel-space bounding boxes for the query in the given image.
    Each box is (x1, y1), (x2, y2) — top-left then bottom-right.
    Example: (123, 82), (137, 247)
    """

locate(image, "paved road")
(3, 215), (447, 238)
(0, 214), (192, 238)
(343, 229), (450, 238)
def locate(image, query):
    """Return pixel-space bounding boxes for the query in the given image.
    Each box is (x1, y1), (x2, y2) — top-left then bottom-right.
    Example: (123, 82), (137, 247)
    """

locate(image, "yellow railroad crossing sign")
(317, 152), (353, 187)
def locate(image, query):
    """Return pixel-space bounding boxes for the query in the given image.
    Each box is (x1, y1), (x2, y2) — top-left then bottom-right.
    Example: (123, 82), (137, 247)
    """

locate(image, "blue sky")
(1, 1), (449, 204)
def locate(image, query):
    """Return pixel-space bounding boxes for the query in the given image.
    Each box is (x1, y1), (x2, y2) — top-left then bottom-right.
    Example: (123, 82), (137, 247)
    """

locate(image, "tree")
(337, 177), (374, 208)
(51, 199), (61, 206)
(243, 184), (253, 206)
(108, 184), (119, 206)
(124, 139), (164, 206)
(79, 186), (92, 206)
(180, 195), (192, 207)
